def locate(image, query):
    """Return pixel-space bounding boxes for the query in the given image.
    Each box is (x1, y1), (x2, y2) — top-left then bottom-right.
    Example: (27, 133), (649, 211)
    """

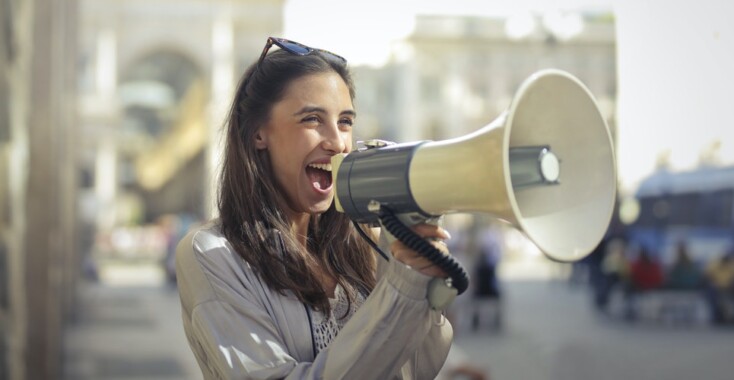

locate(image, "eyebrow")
(293, 106), (357, 118)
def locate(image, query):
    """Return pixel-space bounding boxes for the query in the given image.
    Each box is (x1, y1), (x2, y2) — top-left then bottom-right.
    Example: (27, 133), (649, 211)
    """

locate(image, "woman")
(176, 37), (453, 379)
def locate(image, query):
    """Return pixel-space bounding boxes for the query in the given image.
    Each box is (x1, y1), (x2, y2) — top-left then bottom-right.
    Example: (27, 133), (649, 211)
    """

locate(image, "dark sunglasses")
(256, 37), (347, 68)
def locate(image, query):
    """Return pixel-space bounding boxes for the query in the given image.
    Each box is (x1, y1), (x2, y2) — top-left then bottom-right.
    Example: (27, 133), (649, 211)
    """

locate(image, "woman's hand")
(390, 223), (451, 278)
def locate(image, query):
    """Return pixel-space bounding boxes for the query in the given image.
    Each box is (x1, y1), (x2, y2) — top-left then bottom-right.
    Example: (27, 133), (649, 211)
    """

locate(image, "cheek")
(272, 152), (298, 179)
(270, 146), (307, 188)
(344, 133), (354, 151)
(266, 148), (290, 181)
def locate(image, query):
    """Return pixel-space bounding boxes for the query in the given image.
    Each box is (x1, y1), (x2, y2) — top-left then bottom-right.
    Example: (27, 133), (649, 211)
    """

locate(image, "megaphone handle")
(377, 208), (470, 298)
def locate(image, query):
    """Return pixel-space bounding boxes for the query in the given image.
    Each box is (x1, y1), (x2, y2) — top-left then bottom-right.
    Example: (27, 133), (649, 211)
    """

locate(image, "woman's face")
(256, 71), (354, 217)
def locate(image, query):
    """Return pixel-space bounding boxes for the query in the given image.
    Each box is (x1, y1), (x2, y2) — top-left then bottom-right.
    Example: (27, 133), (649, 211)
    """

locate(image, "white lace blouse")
(309, 283), (366, 354)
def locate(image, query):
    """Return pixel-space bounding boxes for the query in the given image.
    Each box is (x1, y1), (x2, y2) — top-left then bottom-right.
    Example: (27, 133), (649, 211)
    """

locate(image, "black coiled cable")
(377, 207), (470, 295)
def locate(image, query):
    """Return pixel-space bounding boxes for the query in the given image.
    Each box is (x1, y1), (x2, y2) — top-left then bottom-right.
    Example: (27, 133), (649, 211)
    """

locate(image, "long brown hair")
(218, 48), (376, 314)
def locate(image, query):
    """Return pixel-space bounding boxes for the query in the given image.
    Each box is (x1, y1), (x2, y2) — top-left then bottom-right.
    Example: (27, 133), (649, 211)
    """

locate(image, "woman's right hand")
(390, 223), (452, 278)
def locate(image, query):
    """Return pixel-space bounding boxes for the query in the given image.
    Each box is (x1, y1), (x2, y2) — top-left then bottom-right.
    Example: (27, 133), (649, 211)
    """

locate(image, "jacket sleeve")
(176, 228), (452, 380)
(177, 229), (304, 379)
(319, 257), (453, 379)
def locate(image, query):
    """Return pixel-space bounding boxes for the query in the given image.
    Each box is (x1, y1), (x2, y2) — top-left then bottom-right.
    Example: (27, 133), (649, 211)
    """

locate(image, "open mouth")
(306, 162), (333, 191)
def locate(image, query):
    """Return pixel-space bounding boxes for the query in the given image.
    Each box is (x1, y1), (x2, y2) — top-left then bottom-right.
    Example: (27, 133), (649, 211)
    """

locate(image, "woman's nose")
(322, 125), (348, 153)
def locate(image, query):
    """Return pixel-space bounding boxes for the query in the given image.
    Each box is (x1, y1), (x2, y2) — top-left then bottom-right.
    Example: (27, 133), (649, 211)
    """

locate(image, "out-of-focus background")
(1, 0), (733, 379)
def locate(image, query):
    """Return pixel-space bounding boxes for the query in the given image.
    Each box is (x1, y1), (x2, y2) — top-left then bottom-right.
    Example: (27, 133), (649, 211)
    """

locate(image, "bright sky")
(284, 0), (734, 195)
(615, 0), (734, 193)
(284, 0), (615, 66)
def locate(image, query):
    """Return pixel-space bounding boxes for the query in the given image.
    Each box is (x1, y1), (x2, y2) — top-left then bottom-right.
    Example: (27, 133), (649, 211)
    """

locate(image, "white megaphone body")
(332, 69), (616, 280)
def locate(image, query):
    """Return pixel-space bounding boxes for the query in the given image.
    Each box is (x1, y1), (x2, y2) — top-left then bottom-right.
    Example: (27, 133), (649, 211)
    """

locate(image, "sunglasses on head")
(256, 37), (347, 68)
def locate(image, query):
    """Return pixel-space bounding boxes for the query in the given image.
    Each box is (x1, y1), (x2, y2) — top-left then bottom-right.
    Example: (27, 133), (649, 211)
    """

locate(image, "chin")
(308, 197), (335, 215)
(309, 203), (332, 215)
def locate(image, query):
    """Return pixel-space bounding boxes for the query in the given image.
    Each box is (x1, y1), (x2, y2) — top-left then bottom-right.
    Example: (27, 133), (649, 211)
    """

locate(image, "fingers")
(392, 248), (445, 277)
(410, 223), (451, 241)
(391, 223), (452, 278)
(417, 263), (447, 278)
(429, 239), (449, 255)
(391, 223), (450, 255)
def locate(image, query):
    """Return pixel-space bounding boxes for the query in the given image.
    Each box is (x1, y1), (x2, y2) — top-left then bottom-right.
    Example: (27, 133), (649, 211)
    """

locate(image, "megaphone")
(332, 69), (616, 298)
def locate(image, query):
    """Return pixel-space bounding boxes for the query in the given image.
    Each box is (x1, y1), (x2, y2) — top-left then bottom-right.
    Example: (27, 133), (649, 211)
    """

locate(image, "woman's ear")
(254, 129), (268, 150)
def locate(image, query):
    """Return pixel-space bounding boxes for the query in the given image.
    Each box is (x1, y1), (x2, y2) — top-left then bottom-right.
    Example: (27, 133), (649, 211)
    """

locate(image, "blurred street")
(455, 280), (734, 380)
(61, 261), (734, 380)
(61, 263), (201, 380)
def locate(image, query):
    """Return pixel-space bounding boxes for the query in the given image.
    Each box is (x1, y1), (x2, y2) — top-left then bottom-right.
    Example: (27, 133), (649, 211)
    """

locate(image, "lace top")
(309, 283), (366, 354)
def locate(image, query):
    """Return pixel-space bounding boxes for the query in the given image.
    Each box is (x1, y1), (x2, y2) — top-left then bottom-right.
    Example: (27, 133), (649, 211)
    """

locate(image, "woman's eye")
(339, 118), (354, 127)
(302, 116), (319, 123)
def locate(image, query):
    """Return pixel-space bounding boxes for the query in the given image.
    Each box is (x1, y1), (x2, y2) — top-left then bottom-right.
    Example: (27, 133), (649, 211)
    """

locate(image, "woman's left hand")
(390, 223), (451, 278)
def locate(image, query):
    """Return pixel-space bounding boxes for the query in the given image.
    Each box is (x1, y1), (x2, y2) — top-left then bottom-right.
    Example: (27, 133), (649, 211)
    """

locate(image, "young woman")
(175, 37), (453, 379)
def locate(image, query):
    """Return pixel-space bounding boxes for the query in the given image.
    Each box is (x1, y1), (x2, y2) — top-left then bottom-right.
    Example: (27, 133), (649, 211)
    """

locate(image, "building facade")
(1, 0), (285, 378)
(353, 14), (616, 144)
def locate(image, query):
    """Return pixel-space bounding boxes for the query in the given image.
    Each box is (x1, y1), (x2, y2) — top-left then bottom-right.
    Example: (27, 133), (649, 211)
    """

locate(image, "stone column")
(23, 0), (79, 378)
(1, 0), (33, 378)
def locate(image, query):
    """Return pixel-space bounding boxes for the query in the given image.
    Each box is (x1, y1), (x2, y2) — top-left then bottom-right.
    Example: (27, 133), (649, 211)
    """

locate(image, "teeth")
(307, 163), (332, 172)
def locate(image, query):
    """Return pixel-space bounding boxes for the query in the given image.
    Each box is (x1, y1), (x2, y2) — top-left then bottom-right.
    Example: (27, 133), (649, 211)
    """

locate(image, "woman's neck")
(285, 211), (336, 297)
(287, 212), (311, 246)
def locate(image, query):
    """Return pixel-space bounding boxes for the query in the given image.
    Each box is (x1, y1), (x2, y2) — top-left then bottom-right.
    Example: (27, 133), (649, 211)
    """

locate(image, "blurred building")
(77, 0), (285, 231)
(353, 13), (616, 143)
(1, 0), (284, 379)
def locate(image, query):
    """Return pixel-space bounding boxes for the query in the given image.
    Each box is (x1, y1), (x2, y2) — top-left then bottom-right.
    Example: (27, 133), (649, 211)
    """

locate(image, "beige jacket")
(176, 222), (453, 379)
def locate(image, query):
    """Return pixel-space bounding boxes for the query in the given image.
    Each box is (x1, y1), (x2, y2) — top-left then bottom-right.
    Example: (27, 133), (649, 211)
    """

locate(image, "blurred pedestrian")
(629, 246), (664, 291)
(624, 246), (664, 320)
(598, 237), (629, 311)
(157, 214), (180, 286)
(471, 226), (503, 331)
(665, 241), (703, 290)
(704, 249), (734, 324)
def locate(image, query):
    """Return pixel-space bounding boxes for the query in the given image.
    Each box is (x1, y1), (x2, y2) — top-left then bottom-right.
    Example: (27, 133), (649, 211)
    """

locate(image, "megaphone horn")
(332, 68), (617, 264)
